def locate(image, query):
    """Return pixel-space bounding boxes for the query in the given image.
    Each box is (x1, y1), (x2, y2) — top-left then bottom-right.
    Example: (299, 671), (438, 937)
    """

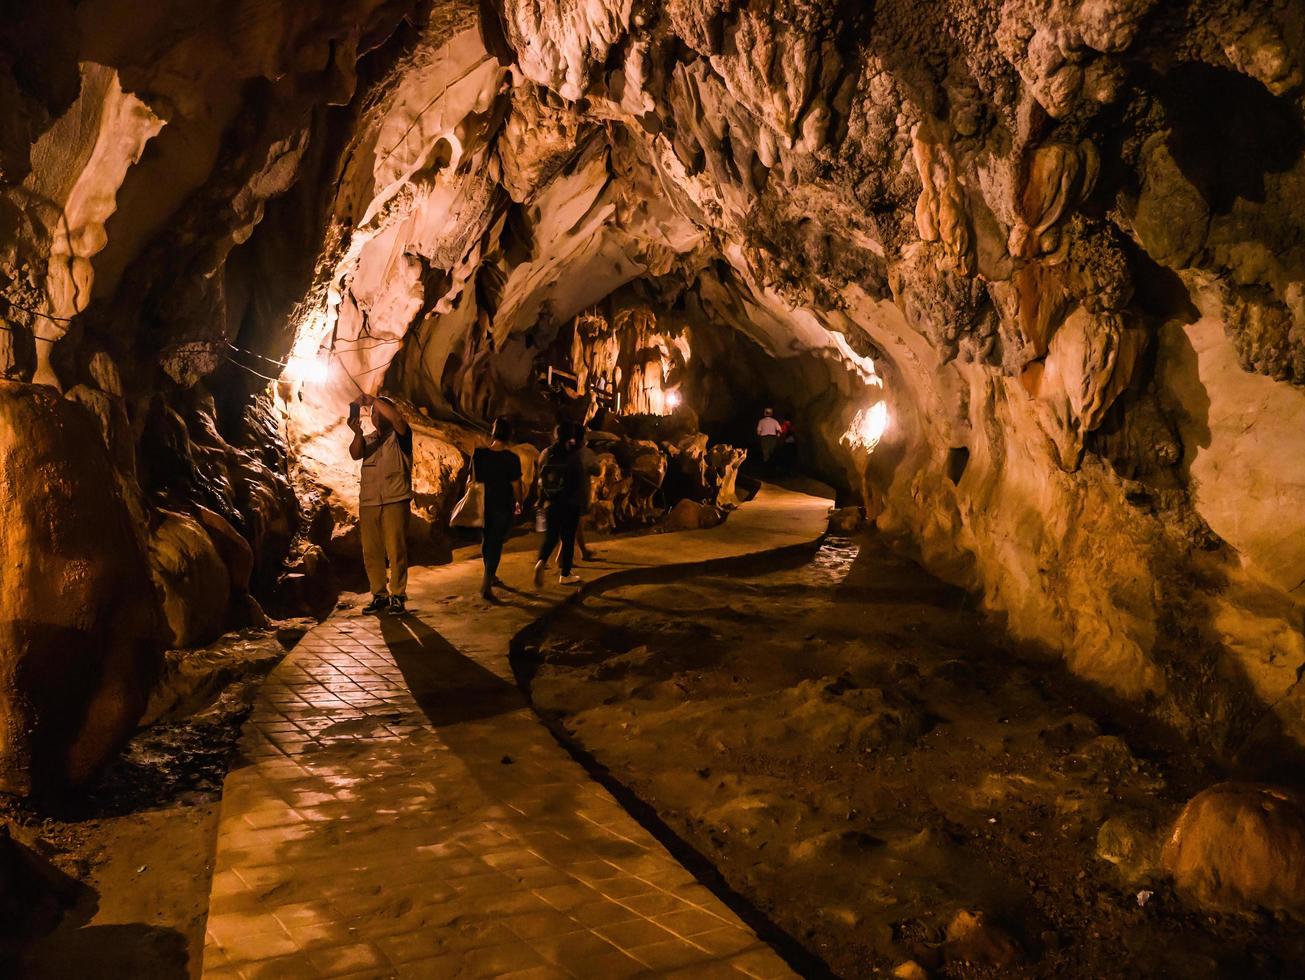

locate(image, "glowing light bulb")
(284, 354), (329, 384)
(665, 390), (682, 409)
(841, 400), (889, 453)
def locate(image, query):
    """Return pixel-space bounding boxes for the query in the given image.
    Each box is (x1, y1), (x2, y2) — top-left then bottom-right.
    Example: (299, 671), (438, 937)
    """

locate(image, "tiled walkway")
(202, 485), (828, 979)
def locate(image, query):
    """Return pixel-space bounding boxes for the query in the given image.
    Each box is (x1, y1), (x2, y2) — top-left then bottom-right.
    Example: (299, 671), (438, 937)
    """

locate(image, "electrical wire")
(331, 336), (405, 352)
(226, 342), (287, 368)
(0, 298), (76, 323)
(222, 353), (285, 384)
(0, 315), (408, 396)
(1, 312), (484, 434)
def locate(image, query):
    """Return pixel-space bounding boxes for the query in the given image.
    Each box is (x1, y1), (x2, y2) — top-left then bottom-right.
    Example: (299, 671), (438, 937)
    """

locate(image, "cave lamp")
(842, 400), (889, 454)
(283, 353), (330, 385)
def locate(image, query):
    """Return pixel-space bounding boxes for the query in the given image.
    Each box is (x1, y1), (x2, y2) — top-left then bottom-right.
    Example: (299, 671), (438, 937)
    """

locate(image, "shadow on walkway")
(379, 614), (524, 727)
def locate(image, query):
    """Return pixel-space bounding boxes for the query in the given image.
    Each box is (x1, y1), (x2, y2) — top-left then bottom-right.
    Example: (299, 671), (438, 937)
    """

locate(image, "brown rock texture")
(1163, 782), (1305, 918)
(0, 382), (160, 796)
(147, 511), (231, 649)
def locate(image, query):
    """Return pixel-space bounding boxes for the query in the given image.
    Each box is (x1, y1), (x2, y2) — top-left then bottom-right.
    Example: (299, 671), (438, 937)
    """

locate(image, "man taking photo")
(347, 394), (413, 615)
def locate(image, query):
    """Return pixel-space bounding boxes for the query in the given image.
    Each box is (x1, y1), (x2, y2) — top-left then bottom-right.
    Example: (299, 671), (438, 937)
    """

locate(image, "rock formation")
(0, 382), (159, 796)
(1164, 782), (1305, 919)
(0, 0), (1302, 811)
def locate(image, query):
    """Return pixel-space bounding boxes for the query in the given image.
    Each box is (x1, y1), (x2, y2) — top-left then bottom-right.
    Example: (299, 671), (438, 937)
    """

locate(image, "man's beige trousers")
(359, 501), (409, 597)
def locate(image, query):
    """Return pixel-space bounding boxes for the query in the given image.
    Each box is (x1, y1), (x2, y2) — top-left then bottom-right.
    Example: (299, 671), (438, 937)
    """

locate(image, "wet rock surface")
(521, 536), (1305, 977)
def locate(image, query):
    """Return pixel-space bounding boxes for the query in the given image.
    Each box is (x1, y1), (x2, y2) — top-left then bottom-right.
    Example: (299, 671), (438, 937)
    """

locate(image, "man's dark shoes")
(362, 594), (390, 614)
(386, 595), (408, 616)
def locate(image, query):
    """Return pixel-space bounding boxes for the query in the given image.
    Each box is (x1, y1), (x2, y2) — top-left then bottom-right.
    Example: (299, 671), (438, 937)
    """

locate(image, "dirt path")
(518, 534), (1305, 978)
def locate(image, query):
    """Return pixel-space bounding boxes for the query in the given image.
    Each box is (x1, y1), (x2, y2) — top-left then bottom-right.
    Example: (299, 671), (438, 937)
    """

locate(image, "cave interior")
(3, 0), (1305, 976)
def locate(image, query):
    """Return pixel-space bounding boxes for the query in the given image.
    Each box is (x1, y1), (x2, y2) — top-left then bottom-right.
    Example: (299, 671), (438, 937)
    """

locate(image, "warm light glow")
(283, 354), (330, 384)
(288, 308), (334, 364)
(841, 400), (889, 453)
(665, 390), (682, 409)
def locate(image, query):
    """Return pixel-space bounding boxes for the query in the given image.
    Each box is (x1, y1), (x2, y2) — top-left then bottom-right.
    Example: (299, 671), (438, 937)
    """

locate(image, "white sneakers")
(533, 560), (580, 587)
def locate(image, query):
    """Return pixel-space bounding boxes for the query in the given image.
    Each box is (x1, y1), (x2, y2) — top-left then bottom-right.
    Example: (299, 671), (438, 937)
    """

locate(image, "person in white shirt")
(347, 394), (413, 615)
(756, 407), (783, 464)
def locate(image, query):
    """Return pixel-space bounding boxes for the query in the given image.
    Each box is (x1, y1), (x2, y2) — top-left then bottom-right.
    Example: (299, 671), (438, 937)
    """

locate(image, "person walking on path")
(543, 424), (600, 567)
(756, 407), (782, 466)
(779, 414), (798, 470)
(473, 417), (524, 603)
(348, 394), (413, 615)
(533, 422), (590, 587)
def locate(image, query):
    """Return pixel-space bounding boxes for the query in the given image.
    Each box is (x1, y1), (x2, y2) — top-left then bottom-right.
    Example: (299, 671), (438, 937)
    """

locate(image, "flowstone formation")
(0, 0), (1303, 813)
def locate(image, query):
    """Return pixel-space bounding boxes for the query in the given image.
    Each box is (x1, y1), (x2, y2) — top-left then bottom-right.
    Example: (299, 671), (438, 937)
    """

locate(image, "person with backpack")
(533, 422), (589, 587)
(347, 394), (413, 615)
(472, 416), (523, 603)
(541, 423), (600, 568)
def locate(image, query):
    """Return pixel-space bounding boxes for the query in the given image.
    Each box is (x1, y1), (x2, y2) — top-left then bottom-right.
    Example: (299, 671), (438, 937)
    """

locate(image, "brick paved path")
(202, 485), (828, 978)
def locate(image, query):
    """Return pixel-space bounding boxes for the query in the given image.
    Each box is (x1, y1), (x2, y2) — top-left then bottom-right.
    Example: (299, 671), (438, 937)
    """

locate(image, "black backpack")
(539, 452), (570, 502)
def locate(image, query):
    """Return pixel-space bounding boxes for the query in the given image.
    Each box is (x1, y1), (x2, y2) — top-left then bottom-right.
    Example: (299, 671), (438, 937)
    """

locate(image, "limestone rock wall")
(1, 0), (1304, 787)
(460, 0), (1305, 758)
(0, 382), (160, 796)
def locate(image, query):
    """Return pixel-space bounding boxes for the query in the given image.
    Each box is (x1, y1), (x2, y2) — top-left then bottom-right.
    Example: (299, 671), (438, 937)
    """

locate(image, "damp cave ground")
(516, 535), (1305, 979)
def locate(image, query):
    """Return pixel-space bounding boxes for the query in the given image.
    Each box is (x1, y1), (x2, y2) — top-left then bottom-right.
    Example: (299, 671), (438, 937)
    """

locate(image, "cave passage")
(4, 1), (1305, 978)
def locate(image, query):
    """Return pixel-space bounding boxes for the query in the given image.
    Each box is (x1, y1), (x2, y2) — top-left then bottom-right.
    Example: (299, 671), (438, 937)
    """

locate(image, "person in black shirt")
(533, 422), (590, 587)
(472, 417), (523, 602)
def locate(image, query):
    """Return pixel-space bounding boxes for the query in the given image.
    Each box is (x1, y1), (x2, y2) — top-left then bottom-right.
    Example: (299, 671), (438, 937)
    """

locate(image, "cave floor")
(200, 485), (828, 979)
(522, 537), (1305, 979)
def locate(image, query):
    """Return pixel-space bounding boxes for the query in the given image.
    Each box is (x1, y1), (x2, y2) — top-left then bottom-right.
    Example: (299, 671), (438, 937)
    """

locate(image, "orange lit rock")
(664, 498), (724, 531)
(1163, 783), (1305, 918)
(943, 909), (1022, 968)
(148, 511), (231, 649)
(0, 382), (160, 796)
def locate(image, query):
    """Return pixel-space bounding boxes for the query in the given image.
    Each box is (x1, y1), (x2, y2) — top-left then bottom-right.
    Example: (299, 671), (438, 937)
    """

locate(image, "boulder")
(664, 432), (711, 501)
(1096, 812), (1161, 882)
(148, 511), (232, 648)
(587, 451), (624, 532)
(827, 505), (865, 535)
(942, 909), (1021, 968)
(192, 503), (254, 593)
(707, 443), (747, 506)
(272, 544), (338, 620)
(0, 382), (161, 796)
(664, 499), (725, 531)
(618, 440), (667, 524)
(1162, 782), (1305, 918)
